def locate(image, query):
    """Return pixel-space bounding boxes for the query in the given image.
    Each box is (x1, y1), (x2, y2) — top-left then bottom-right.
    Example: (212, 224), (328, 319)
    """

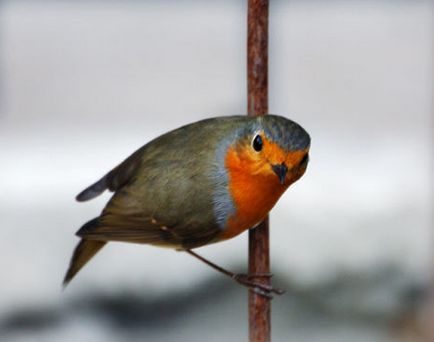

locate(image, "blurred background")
(0, 0), (432, 341)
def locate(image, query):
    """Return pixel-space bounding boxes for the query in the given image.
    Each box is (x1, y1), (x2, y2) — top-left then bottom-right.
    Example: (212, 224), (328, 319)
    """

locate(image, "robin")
(63, 114), (310, 296)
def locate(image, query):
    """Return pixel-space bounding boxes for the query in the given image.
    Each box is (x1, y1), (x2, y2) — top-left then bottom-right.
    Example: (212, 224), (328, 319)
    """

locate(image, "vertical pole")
(247, 1), (270, 341)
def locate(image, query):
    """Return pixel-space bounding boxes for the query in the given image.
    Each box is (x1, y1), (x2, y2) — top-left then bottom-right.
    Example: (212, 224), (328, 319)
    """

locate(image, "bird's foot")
(232, 273), (285, 299)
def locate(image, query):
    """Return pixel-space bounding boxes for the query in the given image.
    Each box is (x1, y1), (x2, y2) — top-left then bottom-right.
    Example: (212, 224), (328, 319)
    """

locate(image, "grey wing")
(77, 159), (223, 249)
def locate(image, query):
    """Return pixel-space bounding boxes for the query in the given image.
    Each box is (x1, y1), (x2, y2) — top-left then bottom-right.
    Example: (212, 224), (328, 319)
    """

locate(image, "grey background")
(0, 1), (432, 341)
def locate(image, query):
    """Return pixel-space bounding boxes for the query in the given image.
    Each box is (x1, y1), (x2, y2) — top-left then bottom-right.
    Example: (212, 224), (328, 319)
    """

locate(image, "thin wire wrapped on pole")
(247, 0), (271, 341)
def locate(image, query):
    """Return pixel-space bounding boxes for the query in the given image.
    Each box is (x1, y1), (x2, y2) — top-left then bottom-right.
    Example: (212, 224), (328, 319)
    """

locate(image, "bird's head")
(226, 115), (310, 187)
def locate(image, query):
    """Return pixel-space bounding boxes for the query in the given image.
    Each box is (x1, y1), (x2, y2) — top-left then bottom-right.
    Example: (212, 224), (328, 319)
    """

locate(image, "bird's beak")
(271, 163), (288, 185)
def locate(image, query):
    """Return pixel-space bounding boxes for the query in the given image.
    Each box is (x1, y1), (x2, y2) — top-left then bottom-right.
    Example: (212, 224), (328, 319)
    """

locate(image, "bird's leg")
(185, 249), (285, 298)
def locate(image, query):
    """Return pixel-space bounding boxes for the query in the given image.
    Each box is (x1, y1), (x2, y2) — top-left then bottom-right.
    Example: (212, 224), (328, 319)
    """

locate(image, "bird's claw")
(252, 286), (274, 299)
(248, 272), (274, 279)
(232, 273), (285, 298)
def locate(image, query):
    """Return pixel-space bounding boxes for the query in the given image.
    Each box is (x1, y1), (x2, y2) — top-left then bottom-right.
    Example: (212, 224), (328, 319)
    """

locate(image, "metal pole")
(247, 1), (270, 341)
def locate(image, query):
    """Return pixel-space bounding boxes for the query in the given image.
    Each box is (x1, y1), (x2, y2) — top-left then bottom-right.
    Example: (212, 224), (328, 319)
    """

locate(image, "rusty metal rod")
(247, 0), (271, 341)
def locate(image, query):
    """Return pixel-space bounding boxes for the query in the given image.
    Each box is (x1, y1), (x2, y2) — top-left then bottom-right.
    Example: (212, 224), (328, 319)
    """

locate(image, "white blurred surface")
(0, 1), (432, 341)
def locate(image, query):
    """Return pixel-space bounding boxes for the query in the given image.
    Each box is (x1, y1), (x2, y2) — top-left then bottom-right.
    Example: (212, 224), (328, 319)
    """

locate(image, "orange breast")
(218, 146), (289, 240)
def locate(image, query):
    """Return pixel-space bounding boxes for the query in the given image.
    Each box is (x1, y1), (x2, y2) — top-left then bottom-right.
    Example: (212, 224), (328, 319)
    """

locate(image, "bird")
(63, 114), (310, 295)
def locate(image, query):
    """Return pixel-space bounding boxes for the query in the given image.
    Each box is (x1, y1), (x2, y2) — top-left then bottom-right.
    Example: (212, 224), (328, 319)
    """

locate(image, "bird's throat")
(218, 146), (288, 240)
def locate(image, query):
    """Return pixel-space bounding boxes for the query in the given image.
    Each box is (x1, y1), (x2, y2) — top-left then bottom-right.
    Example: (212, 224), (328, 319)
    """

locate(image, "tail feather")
(63, 239), (106, 288)
(76, 176), (107, 202)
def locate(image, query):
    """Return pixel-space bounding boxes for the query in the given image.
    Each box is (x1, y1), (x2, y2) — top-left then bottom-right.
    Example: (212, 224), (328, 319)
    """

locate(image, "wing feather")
(77, 211), (220, 249)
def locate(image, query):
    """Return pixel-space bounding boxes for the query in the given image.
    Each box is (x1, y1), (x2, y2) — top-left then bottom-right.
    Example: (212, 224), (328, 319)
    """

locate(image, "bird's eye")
(252, 134), (263, 152)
